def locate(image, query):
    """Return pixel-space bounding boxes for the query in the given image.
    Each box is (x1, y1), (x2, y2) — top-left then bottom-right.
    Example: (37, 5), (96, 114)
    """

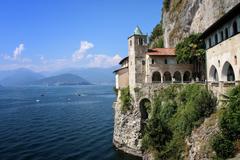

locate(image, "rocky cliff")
(162, 0), (240, 47)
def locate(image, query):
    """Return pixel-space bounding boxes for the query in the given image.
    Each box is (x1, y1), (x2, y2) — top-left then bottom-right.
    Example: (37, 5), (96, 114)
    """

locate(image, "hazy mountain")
(0, 67), (117, 86)
(50, 67), (117, 85)
(0, 68), (44, 86)
(33, 73), (91, 86)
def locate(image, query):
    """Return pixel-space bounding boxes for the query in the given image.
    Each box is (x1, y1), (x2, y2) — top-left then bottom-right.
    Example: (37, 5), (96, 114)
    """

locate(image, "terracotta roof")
(119, 56), (129, 65)
(146, 48), (175, 56)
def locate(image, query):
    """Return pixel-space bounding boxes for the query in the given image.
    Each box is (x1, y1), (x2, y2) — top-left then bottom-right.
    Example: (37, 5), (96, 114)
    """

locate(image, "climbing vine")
(120, 87), (132, 113)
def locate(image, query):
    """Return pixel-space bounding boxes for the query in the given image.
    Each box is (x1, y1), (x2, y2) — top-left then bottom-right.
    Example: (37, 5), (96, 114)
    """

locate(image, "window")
(130, 40), (132, 46)
(220, 31), (224, 42)
(152, 59), (155, 64)
(233, 21), (238, 35)
(142, 60), (145, 65)
(164, 59), (168, 64)
(139, 38), (143, 46)
(208, 38), (212, 47)
(215, 34), (218, 44)
(225, 28), (229, 39)
(235, 55), (237, 65)
(218, 60), (220, 67)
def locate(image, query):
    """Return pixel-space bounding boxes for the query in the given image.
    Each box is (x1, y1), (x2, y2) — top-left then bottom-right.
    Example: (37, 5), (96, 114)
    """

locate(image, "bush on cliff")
(142, 84), (217, 159)
(211, 85), (240, 159)
(175, 33), (205, 64)
(120, 87), (132, 113)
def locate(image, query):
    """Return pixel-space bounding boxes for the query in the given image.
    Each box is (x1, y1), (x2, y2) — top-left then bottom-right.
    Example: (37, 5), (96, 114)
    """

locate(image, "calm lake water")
(0, 85), (140, 160)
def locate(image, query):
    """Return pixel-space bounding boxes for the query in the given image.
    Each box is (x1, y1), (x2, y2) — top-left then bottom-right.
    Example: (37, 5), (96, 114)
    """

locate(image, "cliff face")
(162, 0), (240, 47)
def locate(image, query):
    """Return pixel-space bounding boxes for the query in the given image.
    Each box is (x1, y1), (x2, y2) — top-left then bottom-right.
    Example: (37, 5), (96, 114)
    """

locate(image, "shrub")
(211, 85), (240, 159)
(119, 87), (132, 113)
(163, 0), (170, 11)
(211, 134), (235, 159)
(175, 33), (205, 64)
(220, 85), (240, 140)
(142, 84), (217, 159)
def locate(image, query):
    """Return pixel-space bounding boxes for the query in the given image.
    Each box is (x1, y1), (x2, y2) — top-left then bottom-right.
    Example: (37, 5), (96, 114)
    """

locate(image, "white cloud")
(88, 54), (122, 68)
(1, 43), (26, 61)
(13, 43), (24, 60)
(72, 41), (94, 61)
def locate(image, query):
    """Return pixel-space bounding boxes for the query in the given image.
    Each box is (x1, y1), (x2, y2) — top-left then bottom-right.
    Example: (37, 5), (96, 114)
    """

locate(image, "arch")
(152, 71), (161, 83)
(222, 62), (235, 81)
(163, 71), (172, 83)
(183, 71), (191, 82)
(209, 65), (219, 82)
(173, 71), (181, 83)
(233, 21), (238, 35)
(139, 98), (151, 133)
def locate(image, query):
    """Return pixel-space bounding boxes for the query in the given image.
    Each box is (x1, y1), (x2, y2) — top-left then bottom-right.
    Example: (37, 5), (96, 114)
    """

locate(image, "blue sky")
(0, 0), (162, 72)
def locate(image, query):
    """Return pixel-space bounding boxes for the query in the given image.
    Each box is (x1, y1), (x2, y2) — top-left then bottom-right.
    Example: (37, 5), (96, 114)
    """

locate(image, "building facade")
(201, 3), (240, 95)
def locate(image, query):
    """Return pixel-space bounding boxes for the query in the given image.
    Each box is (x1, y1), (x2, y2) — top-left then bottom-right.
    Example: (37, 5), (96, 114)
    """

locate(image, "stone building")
(200, 3), (240, 95)
(113, 26), (193, 157)
(113, 2), (240, 158)
(114, 26), (193, 96)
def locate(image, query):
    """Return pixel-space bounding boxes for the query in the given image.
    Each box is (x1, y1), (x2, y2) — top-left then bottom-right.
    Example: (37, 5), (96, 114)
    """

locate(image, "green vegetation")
(142, 84), (217, 159)
(163, 0), (170, 11)
(120, 87), (132, 113)
(211, 85), (240, 159)
(113, 87), (118, 96)
(175, 33), (205, 64)
(149, 23), (164, 48)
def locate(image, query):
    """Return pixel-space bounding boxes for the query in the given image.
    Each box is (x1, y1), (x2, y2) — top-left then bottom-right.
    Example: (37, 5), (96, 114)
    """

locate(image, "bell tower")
(128, 26), (148, 95)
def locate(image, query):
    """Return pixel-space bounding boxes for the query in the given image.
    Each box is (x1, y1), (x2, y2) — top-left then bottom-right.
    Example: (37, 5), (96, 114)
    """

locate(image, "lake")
(0, 85), (140, 160)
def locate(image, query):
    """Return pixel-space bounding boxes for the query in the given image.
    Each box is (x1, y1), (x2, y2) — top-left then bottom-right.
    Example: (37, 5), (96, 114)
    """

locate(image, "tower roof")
(134, 26), (143, 35)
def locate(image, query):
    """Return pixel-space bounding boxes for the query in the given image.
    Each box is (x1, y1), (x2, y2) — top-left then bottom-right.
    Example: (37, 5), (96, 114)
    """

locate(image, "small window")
(139, 38), (143, 46)
(208, 38), (212, 47)
(220, 31), (224, 42)
(142, 60), (145, 65)
(215, 34), (218, 44)
(152, 59), (155, 64)
(164, 59), (168, 64)
(235, 55), (237, 65)
(218, 60), (220, 67)
(130, 40), (132, 46)
(225, 28), (229, 39)
(233, 21), (238, 35)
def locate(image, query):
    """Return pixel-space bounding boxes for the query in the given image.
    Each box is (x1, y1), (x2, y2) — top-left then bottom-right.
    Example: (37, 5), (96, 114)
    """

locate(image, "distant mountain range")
(0, 68), (44, 86)
(0, 67), (115, 86)
(33, 73), (91, 86)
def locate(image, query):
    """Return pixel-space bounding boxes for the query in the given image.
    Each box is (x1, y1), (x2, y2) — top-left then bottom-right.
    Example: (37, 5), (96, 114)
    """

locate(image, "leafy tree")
(175, 33), (205, 64)
(211, 134), (235, 159)
(175, 33), (206, 80)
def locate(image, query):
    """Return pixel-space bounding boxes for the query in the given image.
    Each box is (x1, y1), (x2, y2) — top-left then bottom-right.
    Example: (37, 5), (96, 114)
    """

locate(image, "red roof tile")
(146, 48), (175, 56)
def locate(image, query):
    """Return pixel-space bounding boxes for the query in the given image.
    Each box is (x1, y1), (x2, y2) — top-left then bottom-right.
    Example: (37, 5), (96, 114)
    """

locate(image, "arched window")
(152, 71), (161, 83)
(209, 65), (219, 82)
(163, 72), (172, 83)
(183, 71), (191, 82)
(173, 71), (181, 83)
(235, 55), (237, 65)
(222, 62), (235, 81)
(208, 38), (212, 47)
(225, 28), (229, 39)
(220, 31), (224, 42)
(233, 21), (238, 35)
(215, 34), (218, 44)
(129, 40), (132, 46)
